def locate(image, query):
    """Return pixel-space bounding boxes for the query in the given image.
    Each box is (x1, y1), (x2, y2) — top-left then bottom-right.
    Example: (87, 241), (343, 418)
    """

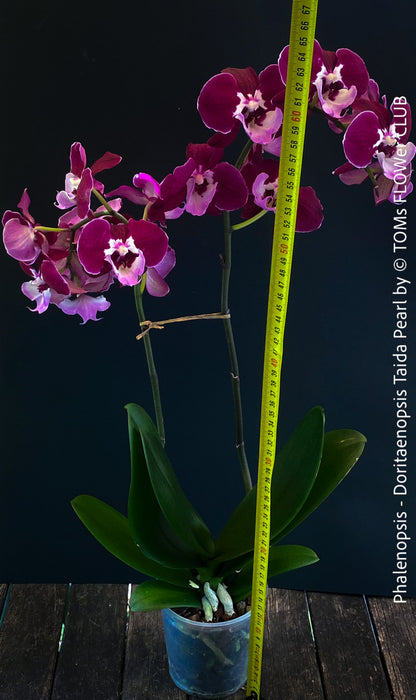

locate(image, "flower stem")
(134, 284), (166, 445)
(221, 211), (252, 493)
(234, 139), (253, 170)
(34, 225), (67, 233)
(232, 209), (268, 231)
(92, 188), (129, 223)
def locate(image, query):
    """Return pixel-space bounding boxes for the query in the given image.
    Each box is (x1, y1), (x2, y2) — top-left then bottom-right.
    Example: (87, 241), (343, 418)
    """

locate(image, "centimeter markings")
(246, 2), (318, 698)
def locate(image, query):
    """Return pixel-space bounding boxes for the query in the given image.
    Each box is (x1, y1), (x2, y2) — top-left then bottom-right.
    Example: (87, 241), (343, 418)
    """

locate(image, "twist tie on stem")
(136, 311), (231, 340)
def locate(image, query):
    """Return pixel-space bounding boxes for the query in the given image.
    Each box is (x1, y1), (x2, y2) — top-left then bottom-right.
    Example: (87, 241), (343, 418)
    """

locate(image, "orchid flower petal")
(58, 294), (110, 323)
(77, 218), (111, 274)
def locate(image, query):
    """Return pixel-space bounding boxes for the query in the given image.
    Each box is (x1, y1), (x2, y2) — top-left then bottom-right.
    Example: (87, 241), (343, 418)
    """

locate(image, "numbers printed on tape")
(245, 2), (319, 698)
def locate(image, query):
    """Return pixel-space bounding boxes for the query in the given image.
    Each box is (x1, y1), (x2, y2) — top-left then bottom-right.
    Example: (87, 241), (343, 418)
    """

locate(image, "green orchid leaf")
(272, 428), (366, 544)
(127, 404), (214, 559)
(216, 552), (255, 580)
(214, 406), (325, 560)
(71, 494), (192, 587)
(129, 579), (202, 612)
(127, 405), (207, 569)
(227, 545), (319, 602)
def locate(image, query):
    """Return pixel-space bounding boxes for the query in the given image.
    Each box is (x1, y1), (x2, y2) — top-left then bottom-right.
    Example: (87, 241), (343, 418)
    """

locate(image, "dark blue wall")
(1, 0), (414, 594)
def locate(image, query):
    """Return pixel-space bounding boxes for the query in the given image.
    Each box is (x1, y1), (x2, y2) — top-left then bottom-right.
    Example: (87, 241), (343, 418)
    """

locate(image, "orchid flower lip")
(104, 236), (140, 259)
(234, 89), (266, 116)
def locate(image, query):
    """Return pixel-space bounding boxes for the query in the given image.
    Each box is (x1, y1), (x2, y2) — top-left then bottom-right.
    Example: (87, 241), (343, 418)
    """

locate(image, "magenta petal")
(2, 209), (24, 226)
(376, 174), (394, 204)
(388, 172), (413, 203)
(57, 294), (110, 323)
(295, 187), (323, 232)
(222, 66), (258, 94)
(162, 160), (195, 195)
(70, 142), (87, 178)
(279, 40), (322, 86)
(153, 246), (176, 279)
(106, 185), (149, 206)
(333, 162), (369, 185)
(17, 189), (35, 224)
(335, 48), (369, 96)
(90, 151), (122, 175)
(145, 246), (175, 296)
(77, 219), (111, 274)
(277, 45), (289, 84)
(40, 260), (70, 295)
(186, 180), (217, 215)
(3, 218), (39, 262)
(58, 208), (83, 227)
(258, 64), (285, 105)
(212, 162), (248, 211)
(22, 280), (51, 313)
(146, 268), (170, 297)
(128, 219), (168, 267)
(155, 159), (195, 218)
(132, 173), (161, 199)
(197, 73), (239, 133)
(187, 143), (223, 170)
(77, 168), (94, 218)
(343, 111), (380, 168)
(55, 190), (76, 209)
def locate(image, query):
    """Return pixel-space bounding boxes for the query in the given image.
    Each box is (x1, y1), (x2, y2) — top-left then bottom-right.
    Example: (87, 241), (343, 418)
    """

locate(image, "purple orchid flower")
(55, 142), (122, 218)
(2, 190), (51, 264)
(241, 159), (323, 232)
(21, 259), (70, 314)
(343, 101), (415, 181)
(77, 217), (169, 288)
(197, 65), (284, 145)
(183, 143), (248, 216)
(278, 41), (369, 120)
(150, 143), (248, 219)
(312, 46), (369, 119)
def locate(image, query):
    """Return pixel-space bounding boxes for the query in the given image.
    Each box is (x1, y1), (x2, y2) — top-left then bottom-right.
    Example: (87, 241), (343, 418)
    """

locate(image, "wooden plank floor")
(0, 585), (414, 699)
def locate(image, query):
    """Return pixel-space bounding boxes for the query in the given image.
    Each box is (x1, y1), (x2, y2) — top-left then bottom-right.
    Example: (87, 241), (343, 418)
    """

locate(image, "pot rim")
(163, 606), (251, 629)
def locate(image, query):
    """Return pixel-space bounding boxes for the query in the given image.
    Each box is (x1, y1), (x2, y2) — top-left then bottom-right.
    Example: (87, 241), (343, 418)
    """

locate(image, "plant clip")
(136, 311), (230, 340)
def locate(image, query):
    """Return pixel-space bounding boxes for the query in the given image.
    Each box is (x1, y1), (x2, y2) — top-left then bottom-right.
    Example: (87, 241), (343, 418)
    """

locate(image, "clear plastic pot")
(162, 607), (251, 698)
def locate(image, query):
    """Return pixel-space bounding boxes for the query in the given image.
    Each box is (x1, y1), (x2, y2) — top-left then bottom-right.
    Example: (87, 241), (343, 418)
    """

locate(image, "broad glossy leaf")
(72, 495), (192, 587)
(214, 406), (325, 560)
(127, 404), (214, 559)
(216, 552), (255, 580)
(130, 580), (202, 612)
(127, 406), (206, 569)
(272, 428), (366, 543)
(227, 545), (319, 602)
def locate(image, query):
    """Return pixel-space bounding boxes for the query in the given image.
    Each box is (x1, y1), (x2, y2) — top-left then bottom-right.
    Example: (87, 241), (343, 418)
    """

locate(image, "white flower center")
(234, 89), (266, 117)
(67, 173), (81, 191)
(104, 235), (140, 259)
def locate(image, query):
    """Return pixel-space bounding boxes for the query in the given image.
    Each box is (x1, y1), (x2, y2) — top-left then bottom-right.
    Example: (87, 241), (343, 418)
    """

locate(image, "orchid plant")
(3, 40), (413, 620)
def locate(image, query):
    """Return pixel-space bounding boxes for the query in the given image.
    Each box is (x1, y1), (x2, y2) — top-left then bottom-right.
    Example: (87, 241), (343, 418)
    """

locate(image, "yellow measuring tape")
(246, 2), (318, 697)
